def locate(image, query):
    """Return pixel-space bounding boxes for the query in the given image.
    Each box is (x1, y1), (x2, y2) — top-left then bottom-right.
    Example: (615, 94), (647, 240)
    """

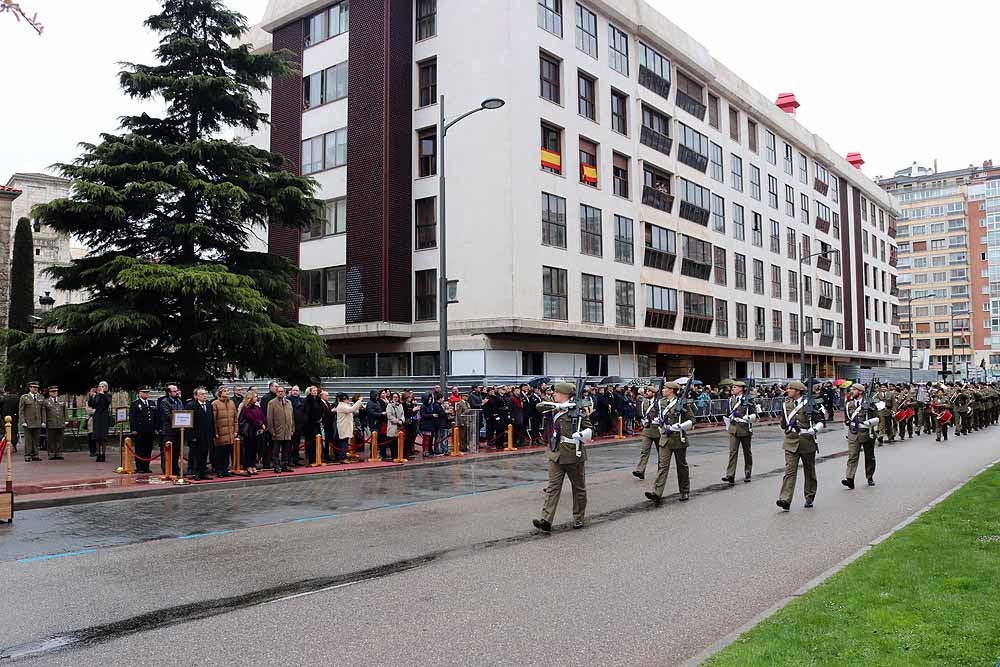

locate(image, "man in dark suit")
(130, 387), (159, 473)
(186, 387), (215, 481)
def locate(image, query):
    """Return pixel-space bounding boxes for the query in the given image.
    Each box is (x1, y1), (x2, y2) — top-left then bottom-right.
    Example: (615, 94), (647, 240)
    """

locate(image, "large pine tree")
(3, 0), (333, 392)
(7, 217), (35, 334)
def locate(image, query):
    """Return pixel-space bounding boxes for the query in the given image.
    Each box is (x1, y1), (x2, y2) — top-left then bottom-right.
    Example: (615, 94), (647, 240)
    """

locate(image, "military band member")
(930, 387), (951, 442)
(842, 384), (878, 489)
(875, 383), (897, 445)
(721, 380), (757, 486)
(896, 385), (914, 441)
(914, 384), (930, 436)
(776, 381), (826, 510)
(18, 381), (44, 462)
(953, 386), (972, 436)
(533, 382), (593, 532)
(632, 385), (662, 481)
(43, 386), (68, 460)
(645, 381), (695, 505)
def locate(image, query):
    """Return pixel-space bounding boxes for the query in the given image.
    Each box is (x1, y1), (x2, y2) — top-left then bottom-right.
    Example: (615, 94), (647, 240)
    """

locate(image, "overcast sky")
(2, 0), (997, 183)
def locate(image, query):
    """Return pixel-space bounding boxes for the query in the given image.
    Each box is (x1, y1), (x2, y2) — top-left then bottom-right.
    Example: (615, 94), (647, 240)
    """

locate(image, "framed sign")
(171, 410), (194, 429)
(115, 407), (128, 423)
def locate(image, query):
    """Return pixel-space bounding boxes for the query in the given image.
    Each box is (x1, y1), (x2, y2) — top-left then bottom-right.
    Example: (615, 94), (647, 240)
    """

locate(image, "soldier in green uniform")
(777, 380), (826, 511)
(930, 386), (952, 442)
(842, 383), (878, 489)
(953, 385), (972, 436)
(533, 382), (593, 532)
(969, 384), (983, 431)
(645, 381), (695, 505)
(721, 380), (757, 486)
(896, 385), (914, 441)
(632, 385), (662, 480)
(18, 381), (44, 462)
(43, 385), (68, 460)
(914, 384), (931, 436)
(875, 383), (896, 445)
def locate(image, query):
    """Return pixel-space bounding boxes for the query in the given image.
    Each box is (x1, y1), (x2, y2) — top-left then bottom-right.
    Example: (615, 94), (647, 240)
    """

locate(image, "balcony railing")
(818, 295), (833, 309)
(676, 90), (707, 121)
(816, 255), (832, 271)
(892, 346), (901, 355)
(814, 216), (830, 234)
(642, 185), (675, 214)
(813, 178), (829, 196)
(640, 125), (673, 157)
(888, 225), (897, 239)
(819, 334), (834, 347)
(681, 314), (713, 334)
(643, 246), (676, 272)
(677, 145), (709, 173)
(680, 258), (712, 280)
(638, 65), (671, 100)
(679, 200), (710, 226)
(645, 308), (677, 330)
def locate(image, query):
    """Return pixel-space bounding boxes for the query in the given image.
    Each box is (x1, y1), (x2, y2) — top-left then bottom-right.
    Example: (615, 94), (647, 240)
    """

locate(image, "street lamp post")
(906, 294), (935, 385)
(37, 291), (55, 334)
(798, 249), (840, 379)
(437, 95), (505, 394)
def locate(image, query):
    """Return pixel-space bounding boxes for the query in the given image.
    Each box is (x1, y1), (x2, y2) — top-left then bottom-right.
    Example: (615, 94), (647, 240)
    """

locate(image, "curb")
(679, 455), (1000, 667)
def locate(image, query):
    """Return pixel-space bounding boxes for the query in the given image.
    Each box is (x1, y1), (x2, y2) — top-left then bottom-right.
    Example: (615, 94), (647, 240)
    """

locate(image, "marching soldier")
(930, 386), (952, 442)
(969, 384), (983, 431)
(533, 382), (593, 532)
(914, 384), (930, 436)
(842, 383), (878, 489)
(875, 383), (897, 445)
(953, 385), (972, 436)
(896, 385), (914, 441)
(777, 381), (826, 511)
(632, 385), (662, 480)
(43, 386), (68, 460)
(645, 381), (694, 505)
(721, 380), (757, 486)
(18, 381), (44, 462)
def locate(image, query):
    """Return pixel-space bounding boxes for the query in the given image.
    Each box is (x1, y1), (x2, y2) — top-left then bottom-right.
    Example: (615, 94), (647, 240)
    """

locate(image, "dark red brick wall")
(345, 0), (414, 324)
(838, 177), (854, 351)
(852, 186), (866, 352)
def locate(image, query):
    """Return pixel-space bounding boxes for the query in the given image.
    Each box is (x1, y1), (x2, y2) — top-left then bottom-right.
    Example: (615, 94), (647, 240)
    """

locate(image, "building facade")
(880, 161), (999, 380)
(242, 0), (899, 383)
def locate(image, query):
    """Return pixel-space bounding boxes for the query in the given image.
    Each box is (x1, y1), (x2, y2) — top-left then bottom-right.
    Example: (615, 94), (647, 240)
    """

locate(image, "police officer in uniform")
(645, 381), (695, 505)
(875, 383), (896, 445)
(18, 381), (44, 462)
(130, 388), (160, 474)
(721, 380), (757, 485)
(777, 380), (826, 510)
(842, 383), (878, 489)
(43, 386), (68, 460)
(631, 385), (662, 480)
(533, 382), (593, 532)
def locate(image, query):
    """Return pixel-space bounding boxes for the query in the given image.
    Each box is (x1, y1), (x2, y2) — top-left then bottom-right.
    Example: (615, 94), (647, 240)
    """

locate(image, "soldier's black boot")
(645, 491), (662, 506)
(776, 499), (790, 511)
(721, 476), (735, 486)
(841, 478), (855, 489)
(679, 492), (689, 501)
(804, 500), (814, 508)
(532, 519), (552, 533)
(573, 520), (584, 529)
(867, 478), (875, 486)
(632, 470), (644, 480)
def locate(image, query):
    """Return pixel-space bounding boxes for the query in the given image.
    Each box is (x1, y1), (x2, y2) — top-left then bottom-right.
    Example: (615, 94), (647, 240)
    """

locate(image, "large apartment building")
(240, 0), (899, 383)
(880, 161), (1000, 380)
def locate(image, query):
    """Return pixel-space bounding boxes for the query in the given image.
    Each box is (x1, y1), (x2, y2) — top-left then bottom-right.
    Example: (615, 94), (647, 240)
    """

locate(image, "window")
(785, 185), (795, 217)
(415, 269), (437, 321)
(300, 265), (346, 306)
(803, 275), (812, 305)
(771, 264), (782, 298)
(707, 93), (720, 129)
(736, 303), (748, 339)
(579, 137), (598, 187)
(581, 274), (603, 324)
(787, 227), (796, 259)
(731, 154), (743, 191)
(711, 194), (725, 233)
(783, 143), (793, 176)
(765, 129), (776, 164)
(681, 235), (712, 280)
(678, 123), (709, 171)
(798, 153), (808, 184)
(815, 162), (829, 189)
(303, 61), (348, 109)
(580, 204), (602, 256)
(789, 313), (799, 345)
(733, 203), (745, 241)
(801, 234), (811, 264)
(676, 71), (705, 118)
(772, 309), (783, 342)
(305, 8), (328, 47)
(608, 24), (629, 75)
(305, 1), (349, 48)
(301, 128), (347, 174)
(800, 193), (809, 224)
(302, 198), (347, 240)
(766, 175), (778, 209)
(614, 215), (633, 263)
(750, 164), (761, 200)
(540, 121), (562, 174)
(638, 42), (670, 86)
(678, 177), (710, 223)
(540, 52), (561, 103)
(831, 211), (840, 239)
(729, 105), (740, 142)
(611, 90), (628, 134)
(752, 259), (765, 294)
(715, 299), (728, 336)
(682, 292), (714, 333)
(835, 285), (842, 312)
(324, 266), (346, 305)
(541, 192), (566, 248)
(616, 280), (635, 327)
(747, 119), (758, 153)
(415, 197), (436, 249)
(418, 59), (437, 107)
(416, 0), (436, 40)
(613, 153), (629, 198)
(575, 5), (598, 57)
(734, 253), (747, 290)
(418, 127), (437, 177)
(578, 70), (596, 120)
(543, 266), (568, 320)
(770, 219), (781, 253)
(713, 246), (726, 285)
(645, 285), (678, 329)
(709, 143), (724, 182)
(644, 223), (676, 271)
(752, 211), (763, 247)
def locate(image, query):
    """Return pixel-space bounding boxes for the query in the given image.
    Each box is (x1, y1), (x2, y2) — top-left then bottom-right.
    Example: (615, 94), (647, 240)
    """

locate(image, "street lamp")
(38, 291), (55, 333)
(798, 249), (840, 379)
(438, 96), (506, 394)
(905, 293), (935, 385)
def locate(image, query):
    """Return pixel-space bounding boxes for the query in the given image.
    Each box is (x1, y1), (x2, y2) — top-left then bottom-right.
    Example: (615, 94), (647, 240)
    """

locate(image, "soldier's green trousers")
(541, 460), (587, 523)
(46, 428), (64, 458)
(846, 439), (875, 481)
(878, 415), (896, 441)
(653, 445), (689, 497)
(633, 434), (659, 476)
(779, 450), (817, 504)
(22, 427), (41, 460)
(725, 434), (752, 480)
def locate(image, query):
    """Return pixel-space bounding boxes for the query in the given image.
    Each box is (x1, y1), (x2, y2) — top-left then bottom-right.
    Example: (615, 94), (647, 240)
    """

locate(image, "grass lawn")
(705, 463), (1000, 667)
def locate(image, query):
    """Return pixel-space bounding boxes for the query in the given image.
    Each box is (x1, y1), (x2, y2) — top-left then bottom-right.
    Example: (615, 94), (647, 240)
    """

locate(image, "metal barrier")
(460, 410), (482, 454)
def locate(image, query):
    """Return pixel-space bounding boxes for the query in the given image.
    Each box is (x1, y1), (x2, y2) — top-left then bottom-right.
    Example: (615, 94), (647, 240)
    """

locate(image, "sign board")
(115, 407), (128, 423)
(171, 410), (194, 429)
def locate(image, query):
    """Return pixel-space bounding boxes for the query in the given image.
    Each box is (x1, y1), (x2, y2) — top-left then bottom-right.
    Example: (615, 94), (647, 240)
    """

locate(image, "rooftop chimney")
(846, 152), (864, 169)
(775, 92), (800, 115)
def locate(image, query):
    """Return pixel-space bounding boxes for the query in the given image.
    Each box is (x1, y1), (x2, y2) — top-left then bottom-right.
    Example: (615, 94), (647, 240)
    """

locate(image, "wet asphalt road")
(2, 425), (998, 666)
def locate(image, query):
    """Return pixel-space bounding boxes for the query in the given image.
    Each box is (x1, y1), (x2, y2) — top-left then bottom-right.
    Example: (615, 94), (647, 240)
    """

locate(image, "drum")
(894, 407), (914, 422)
(936, 410), (953, 425)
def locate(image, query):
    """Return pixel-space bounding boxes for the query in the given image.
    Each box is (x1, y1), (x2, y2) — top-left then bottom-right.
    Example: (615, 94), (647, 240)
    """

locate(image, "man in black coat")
(129, 387), (159, 473)
(186, 387), (215, 481)
(157, 384), (184, 476)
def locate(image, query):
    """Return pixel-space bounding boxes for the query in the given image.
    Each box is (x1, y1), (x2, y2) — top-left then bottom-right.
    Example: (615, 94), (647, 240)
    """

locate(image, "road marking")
(16, 549), (97, 563)
(292, 514), (339, 523)
(260, 579), (363, 605)
(176, 530), (235, 540)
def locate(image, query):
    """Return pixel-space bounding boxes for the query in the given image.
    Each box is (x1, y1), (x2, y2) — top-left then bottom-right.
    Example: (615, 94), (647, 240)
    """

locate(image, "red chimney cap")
(846, 152), (865, 169)
(775, 92), (800, 113)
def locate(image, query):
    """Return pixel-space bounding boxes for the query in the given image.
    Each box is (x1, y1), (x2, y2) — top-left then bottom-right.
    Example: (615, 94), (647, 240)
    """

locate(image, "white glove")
(732, 417), (745, 424)
(746, 413), (757, 424)
(41, 423), (46, 428)
(863, 417), (879, 428)
(571, 428), (593, 443)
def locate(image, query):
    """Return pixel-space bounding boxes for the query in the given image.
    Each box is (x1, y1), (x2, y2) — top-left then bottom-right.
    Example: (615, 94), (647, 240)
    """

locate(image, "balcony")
(892, 346), (901, 355)
(816, 254), (832, 271)
(890, 286), (899, 296)
(818, 295), (833, 309)
(680, 258), (712, 280)
(813, 178), (829, 196)
(642, 185), (675, 214)
(819, 334), (834, 347)
(676, 90), (707, 121)
(638, 65), (671, 100)
(677, 145), (709, 173)
(640, 125), (673, 158)
(643, 246), (676, 272)
(888, 225), (897, 239)
(645, 308), (677, 330)
(814, 215), (830, 234)
(681, 314), (713, 333)
(679, 200), (710, 226)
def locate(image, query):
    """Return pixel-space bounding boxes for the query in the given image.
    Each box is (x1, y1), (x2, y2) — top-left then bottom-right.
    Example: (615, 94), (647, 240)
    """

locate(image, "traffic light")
(939, 357), (950, 378)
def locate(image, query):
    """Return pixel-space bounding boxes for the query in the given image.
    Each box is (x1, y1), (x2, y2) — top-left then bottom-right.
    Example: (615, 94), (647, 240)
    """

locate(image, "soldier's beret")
(787, 381), (807, 391)
(644, 385), (657, 393)
(663, 381), (681, 390)
(731, 380), (746, 388)
(849, 384), (864, 393)
(553, 382), (576, 395)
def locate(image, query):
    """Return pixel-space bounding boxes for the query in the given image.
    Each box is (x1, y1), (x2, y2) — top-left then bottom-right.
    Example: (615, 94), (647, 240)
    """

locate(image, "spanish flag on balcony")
(581, 163), (598, 185)
(541, 148), (561, 171)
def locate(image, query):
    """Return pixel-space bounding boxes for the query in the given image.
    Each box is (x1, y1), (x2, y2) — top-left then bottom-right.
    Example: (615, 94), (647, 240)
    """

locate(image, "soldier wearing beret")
(533, 382), (593, 532)
(721, 380), (757, 486)
(777, 380), (826, 511)
(43, 386), (68, 460)
(18, 381), (44, 462)
(645, 381), (695, 505)
(631, 385), (662, 480)
(874, 383), (896, 445)
(842, 383), (877, 489)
